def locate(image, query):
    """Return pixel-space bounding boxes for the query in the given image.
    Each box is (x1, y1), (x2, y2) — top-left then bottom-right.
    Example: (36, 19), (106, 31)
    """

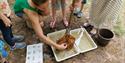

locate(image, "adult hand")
(55, 43), (67, 50)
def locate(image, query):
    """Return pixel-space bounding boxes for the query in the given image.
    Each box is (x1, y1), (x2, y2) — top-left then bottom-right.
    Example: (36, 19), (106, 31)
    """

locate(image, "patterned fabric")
(0, 0), (11, 17)
(0, 40), (4, 53)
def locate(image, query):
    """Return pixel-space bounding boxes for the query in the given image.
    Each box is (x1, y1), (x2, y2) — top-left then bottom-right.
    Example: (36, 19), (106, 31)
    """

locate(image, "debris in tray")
(57, 34), (75, 50)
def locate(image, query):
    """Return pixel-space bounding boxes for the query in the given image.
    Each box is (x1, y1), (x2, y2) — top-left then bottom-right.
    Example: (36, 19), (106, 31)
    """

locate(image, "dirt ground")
(0, 0), (125, 63)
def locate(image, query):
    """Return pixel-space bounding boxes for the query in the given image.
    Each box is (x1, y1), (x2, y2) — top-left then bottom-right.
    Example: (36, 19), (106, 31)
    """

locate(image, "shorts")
(15, 12), (24, 18)
(52, 0), (66, 10)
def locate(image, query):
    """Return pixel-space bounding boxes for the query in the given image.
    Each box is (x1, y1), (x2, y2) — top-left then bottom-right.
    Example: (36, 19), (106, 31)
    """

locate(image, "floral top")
(0, 0), (11, 17)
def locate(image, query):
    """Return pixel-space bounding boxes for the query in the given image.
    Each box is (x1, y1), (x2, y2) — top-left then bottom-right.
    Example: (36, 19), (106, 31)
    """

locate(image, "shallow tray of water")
(47, 28), (97, 62)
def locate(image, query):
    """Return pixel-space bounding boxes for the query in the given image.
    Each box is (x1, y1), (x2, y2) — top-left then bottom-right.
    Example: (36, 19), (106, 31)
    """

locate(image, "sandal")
(83, 22), (94, 33)
(73, 8), (80, 15)
(76, 11), (84, 18)
(83, 23), (98, 36)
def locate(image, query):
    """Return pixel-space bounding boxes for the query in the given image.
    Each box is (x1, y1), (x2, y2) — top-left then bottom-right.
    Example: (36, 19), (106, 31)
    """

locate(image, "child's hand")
(3, 19), (12, 27)
(0, 13), (12, 27)
(55, 43), (67, 50)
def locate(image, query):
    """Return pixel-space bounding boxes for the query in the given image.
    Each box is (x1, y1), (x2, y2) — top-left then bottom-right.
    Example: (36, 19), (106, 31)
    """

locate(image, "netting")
(90, 0), (124, 29)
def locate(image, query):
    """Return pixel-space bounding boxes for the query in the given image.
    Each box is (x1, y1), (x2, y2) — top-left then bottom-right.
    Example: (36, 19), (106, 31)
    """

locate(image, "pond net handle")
(65, 0), (76, 34)
(67, 0), (76, 28)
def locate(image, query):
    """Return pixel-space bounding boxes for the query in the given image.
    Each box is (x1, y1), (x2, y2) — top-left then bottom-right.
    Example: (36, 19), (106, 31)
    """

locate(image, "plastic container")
(96, 28), (114, 46)
(47, 28), (97, 62)
(70, 28), (97, 53)
(47, 29), (79, 62)
(26, 43), (43, 63)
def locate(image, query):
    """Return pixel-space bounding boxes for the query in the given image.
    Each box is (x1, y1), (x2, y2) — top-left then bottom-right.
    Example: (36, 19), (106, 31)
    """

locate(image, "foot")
(73, 8), (80, 15)
(3, 61), (9, 63)
(10, 42), (26, 51)
(40, 21), (44, 27)
(76, 11), (84, 18)
(62, 18), (68, 27)
(90, 28), (97, 36)
(83, 23), (94, 32)
(2, 58), (9, 63)
(50, 18), (56, 28)
(12, 35), (24, 42)
(73, 8), (84, 18)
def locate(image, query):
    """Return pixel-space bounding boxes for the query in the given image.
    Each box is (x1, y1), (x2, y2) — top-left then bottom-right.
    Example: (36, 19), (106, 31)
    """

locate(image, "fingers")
(61, 43), (67, 48)
(63, 43), (67, 46)
(5, 23), (11, 27)
(55, 43), (67, 50)
(5, 21), (12, 27)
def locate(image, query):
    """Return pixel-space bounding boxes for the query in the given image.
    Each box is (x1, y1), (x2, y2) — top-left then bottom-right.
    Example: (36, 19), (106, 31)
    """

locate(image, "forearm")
(38, 33), (58, 47)
(32, 22), (58, 47)
(24, 9), (58, 48)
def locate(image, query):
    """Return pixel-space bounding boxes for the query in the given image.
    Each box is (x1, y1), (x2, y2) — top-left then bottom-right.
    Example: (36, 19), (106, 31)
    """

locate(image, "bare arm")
(23, 9), (67, 50)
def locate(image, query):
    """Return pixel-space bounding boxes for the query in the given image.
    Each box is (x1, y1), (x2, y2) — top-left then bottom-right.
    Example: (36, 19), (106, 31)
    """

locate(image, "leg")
(0, 20), (15, 46)
(8, 17), (14, 38)
(50, 0), (57, 28)
(72, 0), (81, 16)
(61, 0), (68, 27)
(74, 0), (87, 18)
(80, 0), (86, 12)
(2, 58), (8, 63)
(0, 20), (26, 50)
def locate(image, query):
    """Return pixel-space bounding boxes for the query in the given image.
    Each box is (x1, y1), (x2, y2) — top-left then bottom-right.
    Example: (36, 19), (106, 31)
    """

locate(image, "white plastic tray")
(70, 28), (97, 53)
(47, 29), (79, 62)
(26, 43), (43, 63)
(47, 28), (97, 62)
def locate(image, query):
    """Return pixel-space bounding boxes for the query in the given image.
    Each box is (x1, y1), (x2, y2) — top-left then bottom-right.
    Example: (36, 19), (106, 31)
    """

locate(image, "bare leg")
(61, 0), (68, 27)
(74, 0), (85, 18)
(2, 58), (8, 63)
(50, 0), (57, 28)
(80, 0), (86, 12)
(80, 3), (84, 12)
(72, 0), (81, 14)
